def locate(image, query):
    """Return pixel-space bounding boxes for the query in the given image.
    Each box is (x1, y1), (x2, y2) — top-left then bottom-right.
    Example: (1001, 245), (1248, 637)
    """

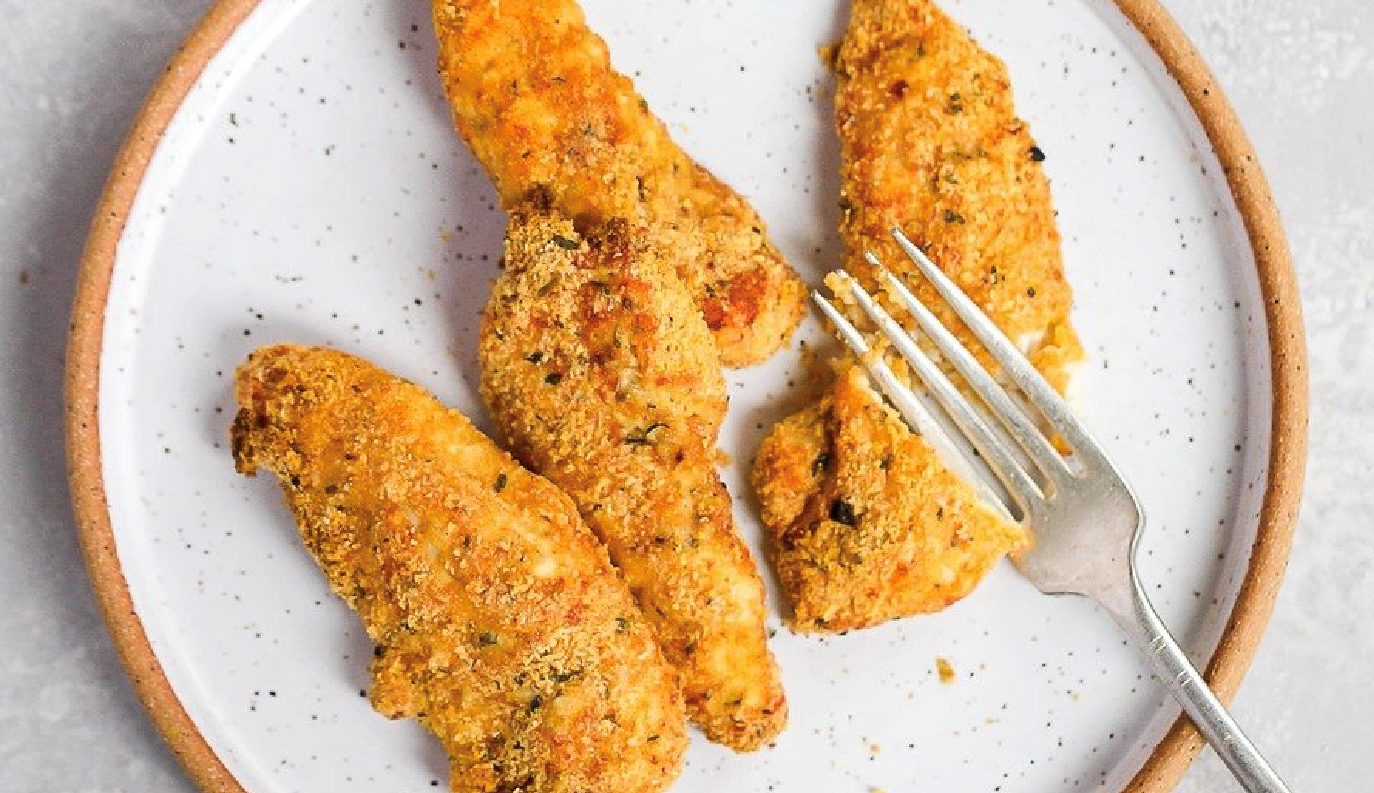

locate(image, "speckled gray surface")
(0, 1), (1368, 792)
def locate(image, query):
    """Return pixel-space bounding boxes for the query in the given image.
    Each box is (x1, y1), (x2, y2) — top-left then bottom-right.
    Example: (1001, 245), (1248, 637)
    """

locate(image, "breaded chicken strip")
(753, 0), (1082, 632)
(433, 0), (805, 367)
(753, 365), (1027, 632)
(832, 0), (1082, 389)
(480, 206), (786, 750)
(231, 345), (686, 793)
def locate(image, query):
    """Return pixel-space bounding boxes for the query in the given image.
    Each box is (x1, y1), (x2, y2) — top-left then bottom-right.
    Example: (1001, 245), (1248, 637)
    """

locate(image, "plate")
(66, 1), (1305, 792)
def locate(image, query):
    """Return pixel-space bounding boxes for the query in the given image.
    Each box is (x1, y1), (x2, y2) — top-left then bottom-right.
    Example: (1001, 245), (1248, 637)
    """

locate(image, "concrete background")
(1, 1), (1368, 790)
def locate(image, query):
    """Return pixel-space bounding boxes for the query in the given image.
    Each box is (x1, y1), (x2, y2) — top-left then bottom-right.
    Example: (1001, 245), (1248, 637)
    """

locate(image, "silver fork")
(814, 229), (1292, 793)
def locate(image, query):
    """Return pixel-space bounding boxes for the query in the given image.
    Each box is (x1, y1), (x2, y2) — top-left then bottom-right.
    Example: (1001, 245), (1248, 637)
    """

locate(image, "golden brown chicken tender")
(753, 365), (1027, 632)
(831, 0), (1082, 389)
(752, 0), (1082, 632)
(231, 345), (686, 793)
(433, 0), (805, 367)
(479, 206), (786, 750)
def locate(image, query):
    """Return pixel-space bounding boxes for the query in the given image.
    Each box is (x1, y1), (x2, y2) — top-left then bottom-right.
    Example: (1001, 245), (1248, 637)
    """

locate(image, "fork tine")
(870, 257), (1070, 482)
(835, 273), (1043, 511)
(814, 291), (1012, 518)
(889, 229), (1103, 461)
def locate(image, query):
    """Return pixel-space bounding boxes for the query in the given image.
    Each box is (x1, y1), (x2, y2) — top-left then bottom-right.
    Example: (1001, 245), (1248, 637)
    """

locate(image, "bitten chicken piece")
(753, 0), (1082, 631)
(480, 207), (787, 750)
(231, 345), (686, 793)
(753, 365), (1027, 632)
(433, 0), (805, 367)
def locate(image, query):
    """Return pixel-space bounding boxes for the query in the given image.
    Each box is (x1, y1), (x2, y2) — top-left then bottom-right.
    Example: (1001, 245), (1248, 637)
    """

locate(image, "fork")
(814, 229), (1292, 793)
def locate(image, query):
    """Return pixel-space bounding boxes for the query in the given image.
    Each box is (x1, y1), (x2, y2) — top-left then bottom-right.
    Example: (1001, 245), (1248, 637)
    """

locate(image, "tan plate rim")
(64, 1), (1308, 792)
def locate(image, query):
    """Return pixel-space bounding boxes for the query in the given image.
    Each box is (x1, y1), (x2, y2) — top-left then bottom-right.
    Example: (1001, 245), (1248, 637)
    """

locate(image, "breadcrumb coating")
(753, 0), (1082, 632)
(231, 345), (686, 793)
(753, 365), (1027, 632)
(479, 206), (787, 750)
(433, 0), (805, 367)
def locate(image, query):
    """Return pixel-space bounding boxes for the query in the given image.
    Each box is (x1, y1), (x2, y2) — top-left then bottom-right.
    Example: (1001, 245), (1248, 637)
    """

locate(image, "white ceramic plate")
(70, 1), (1304, 792)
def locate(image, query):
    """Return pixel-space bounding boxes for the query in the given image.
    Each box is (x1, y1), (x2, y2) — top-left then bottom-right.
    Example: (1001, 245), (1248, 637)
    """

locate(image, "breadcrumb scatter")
(936, 656), (957, 684)
(432, 0), (805, 367)
(753, 0), (1081, 633)
(232, 345), (686, 793)
(480, 206), (787, 750)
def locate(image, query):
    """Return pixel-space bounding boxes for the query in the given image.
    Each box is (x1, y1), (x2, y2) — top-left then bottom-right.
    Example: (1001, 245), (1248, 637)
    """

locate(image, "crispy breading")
(753, 0), (1082, 632)
(831, 0), (1082, 391)
(479, 207), (787, 751)
(231, 345), (686, 793)
(432, 0), (805, 367)
(753, 365), (1027, 632)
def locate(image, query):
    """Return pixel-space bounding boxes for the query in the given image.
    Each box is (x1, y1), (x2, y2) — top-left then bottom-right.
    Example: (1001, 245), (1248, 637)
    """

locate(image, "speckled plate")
(66, 1), (1305, 792)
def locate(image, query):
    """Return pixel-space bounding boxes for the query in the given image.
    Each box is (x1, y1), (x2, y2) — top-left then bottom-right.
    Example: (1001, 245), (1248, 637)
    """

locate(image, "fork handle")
(1109, 575), (1292, 793)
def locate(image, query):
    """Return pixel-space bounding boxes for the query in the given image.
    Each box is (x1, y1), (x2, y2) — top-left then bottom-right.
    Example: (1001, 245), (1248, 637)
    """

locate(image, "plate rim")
(63, 1), (1308, 791)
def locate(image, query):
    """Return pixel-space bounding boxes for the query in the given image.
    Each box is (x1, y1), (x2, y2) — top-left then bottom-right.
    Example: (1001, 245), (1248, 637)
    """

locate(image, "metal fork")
(814, 229), (1292, 793)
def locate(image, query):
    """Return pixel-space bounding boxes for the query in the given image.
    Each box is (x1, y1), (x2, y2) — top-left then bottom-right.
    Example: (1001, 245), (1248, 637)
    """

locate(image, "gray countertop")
(1, 1), (1368, 790)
